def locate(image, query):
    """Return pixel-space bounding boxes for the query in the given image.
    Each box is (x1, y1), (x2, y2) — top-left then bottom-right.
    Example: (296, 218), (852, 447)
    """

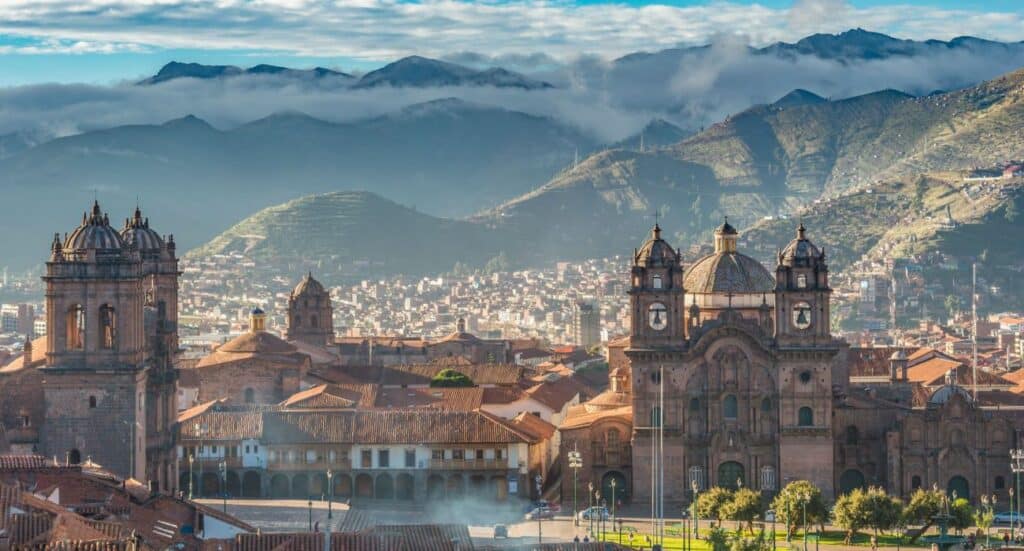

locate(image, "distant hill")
(352, 56), (553, 89)
(0, 99), (595, 270)
(189, 191), (501, 277)
(476, 67), (1024, 265)
(772, 89), (827, 108)
(610, 119), (691, 151)
(138, 61), (353, 85)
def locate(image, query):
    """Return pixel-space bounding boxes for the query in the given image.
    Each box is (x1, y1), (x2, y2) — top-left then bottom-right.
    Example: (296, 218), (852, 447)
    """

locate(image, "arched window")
(723, 395), (738, 420)
(761, 397), (772, 412)
(798, 407), (813, 427)
(911, 475), (922, 490)
(244, 388), (255, 404)
(689, 397), (700, 412)
(845, 425), (859, 445)
(67, 449), (81, 465)
(67, 305), (85, 350)
(996, 476), (1006, 490)
(606, 429), (620, 447)
(717, 461), (745, 490)
(99, 304), (116, 349)
(88, 396), (97, 408)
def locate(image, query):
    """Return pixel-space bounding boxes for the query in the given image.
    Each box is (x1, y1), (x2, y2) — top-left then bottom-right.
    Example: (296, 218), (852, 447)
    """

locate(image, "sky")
(0, 0), (1022, 85)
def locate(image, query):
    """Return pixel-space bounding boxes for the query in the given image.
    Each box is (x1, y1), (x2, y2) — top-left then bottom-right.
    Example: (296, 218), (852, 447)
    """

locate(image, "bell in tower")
(629, 223), (686, 348)
(774, 222), (832, 345)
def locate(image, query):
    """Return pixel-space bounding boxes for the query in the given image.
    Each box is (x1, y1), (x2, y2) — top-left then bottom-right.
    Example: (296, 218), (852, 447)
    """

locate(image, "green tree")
(950, 498), (972, 533)
(724, 488), (764, 534)
(863, 487), (903, 535)
(833, 488), (871, 544)
(902, 487), (944, 543)
(770, 480), (828, 539)
(729, 529), (771, 551)
(429, 368), (474, 387)
(706, 526), (730, 551)
(697, 487), (734, 522)
(974, 496), (995, 546)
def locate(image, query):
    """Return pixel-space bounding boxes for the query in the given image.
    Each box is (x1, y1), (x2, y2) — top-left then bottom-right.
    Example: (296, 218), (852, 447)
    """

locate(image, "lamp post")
(188, 454), (194, 500)
(219, 460), (227, 513)
(569, 448), (583, 527)
(691, 479), (700, 541)
(981, 494), (995, 547)
(1012, 449), (1024, 536)
(588, 482), (595, 536)
(327, 469), (334, 520)
(1011, 486), (1016, 541)
(802, 491), (809, 551)
(610, 478), (618, 543)
(308, 499), (313, 531)
(536, 474), (543, 545)
(598, 493), (605, 542)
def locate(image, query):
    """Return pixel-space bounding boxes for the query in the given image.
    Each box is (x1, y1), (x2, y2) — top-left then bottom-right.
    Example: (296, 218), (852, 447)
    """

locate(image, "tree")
(724, 488), (764, 534)
(706, 526), (730, 551)
(697, 487), (734, 522)
(950, 498), (972, 533)
(974, 496), (995, 546)
(770, 480), (828, 539)
(833, 488), (871, 544)
(429, 368), (474, 388)
(730, 529), (771, 551)
(902, 488), (943, 543)
(863, 487), (903, 535)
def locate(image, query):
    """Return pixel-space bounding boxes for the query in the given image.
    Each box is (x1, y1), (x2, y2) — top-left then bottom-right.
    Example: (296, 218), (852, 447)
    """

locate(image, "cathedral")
(0, 202), (179, 491)
(559, 221), (1024, 506)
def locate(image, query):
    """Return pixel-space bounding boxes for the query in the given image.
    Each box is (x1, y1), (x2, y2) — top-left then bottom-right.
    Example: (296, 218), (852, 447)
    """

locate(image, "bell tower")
(629, 224), (685, 348)
(774, 223), (832, 346)
(286, 272), (334, 346)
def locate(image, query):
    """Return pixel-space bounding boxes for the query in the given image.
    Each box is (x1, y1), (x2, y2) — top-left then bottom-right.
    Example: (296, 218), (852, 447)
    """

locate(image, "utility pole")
(569, 447), (582, 526)
(972, 262), (978, 399)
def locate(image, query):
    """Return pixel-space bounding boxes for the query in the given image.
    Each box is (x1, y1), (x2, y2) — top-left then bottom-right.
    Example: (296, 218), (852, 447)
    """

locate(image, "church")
(559, 221), (1024, 506)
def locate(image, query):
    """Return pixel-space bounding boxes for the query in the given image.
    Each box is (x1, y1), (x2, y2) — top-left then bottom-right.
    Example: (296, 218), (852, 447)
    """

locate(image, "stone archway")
(334, 474), (352, 498)
(469, 475), (487, 499)
(839, 469), (866, 495)
(225, 471), (241, 497)
(375, 474), (394, 499)
(948, 476), (970, 501)
(310, 473), (328, 499)
(180, 472), (198, 496)
(396, 474), (415, 500)
(427, 475), (445, 500)
(602, 471), (629, 505)
(717, 461), (744, 490)
(447, 474), (465, 499)
(355, 474), (374, 498)
(291, 473), (309, 498)
(201, 472), (220, 497)
(270, 474), (290, 498)
(242, 471), (261, 498)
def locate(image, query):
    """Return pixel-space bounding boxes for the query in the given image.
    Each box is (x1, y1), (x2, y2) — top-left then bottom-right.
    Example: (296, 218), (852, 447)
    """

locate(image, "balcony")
(428, 458), (510, 470)
(266, 459), (352, 472)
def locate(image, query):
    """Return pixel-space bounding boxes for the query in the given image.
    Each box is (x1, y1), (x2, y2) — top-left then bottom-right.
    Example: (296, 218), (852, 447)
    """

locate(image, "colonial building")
(286, 273), (334, 346)
(0, 202), (180, 491)
(560, 221), (1024, 506)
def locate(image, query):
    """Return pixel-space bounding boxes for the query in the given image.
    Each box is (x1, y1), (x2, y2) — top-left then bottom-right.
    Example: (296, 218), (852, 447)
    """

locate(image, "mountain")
(189, 191), (501, 278)
(0, 99), (595, 269)
(610, 119), (691, 151)
(352, 56), (553, 89)
(476, 67), (1024, 265)
(138, 61), (353, 85)
(772, 89), (827, 108)
(763, 28), (1024, 62)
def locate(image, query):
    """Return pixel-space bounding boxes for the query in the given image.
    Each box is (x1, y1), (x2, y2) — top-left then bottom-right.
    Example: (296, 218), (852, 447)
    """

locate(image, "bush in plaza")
(770, 480), (828, 539)
(697, 487), (734, 522)
(724, 488), (764, 534)
(902, 487), (944, 542)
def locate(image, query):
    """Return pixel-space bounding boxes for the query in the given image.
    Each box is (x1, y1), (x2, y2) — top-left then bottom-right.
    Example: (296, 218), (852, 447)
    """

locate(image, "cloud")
(0, 1), (1021, 63)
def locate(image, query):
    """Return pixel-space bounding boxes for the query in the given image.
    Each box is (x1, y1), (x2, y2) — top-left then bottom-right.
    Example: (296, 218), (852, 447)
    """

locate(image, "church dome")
(634, 224), (679, 267)
(780, 223), (822, 264)
(120, 207), (164, 253)
(292, 272), (325, 297)
(684, 219), (774, 294)
(64, 201), (126, 252)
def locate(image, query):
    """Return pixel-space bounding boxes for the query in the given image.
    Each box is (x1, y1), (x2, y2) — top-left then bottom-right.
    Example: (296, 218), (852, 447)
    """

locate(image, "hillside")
(481, 68), (1024, 263)
(0, 99), (594, 269)
(189, 192), (501, 278)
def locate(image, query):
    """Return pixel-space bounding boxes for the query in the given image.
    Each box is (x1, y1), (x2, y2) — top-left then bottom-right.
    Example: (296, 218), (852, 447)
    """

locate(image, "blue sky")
(0, 0), (1022, 85)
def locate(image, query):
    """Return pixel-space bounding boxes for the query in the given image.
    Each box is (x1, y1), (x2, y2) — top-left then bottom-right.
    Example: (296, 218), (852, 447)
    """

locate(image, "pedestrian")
(583, 535), (590, 542)
(1003, 532), (1009, 548)
(870, 534), (877, 551)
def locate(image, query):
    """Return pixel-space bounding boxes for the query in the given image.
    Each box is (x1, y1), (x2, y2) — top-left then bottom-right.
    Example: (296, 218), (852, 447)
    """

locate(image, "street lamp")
(535, 474), (544, 545)
(801, 491), (809, 551)
(188, 454), (194, 500)
(308, 499), (313, 531)
(218, 460), (227, 513)
(691, 479), (700, 541)
(596, 491), (603, 541)
(569, 447), (583, 527)
(610, 478), (618, 543)
(1012, 449), (1024, 535)
(327, 469), (334, 520)
(588, 482), (595, 536)
(981, 494), (995, 547)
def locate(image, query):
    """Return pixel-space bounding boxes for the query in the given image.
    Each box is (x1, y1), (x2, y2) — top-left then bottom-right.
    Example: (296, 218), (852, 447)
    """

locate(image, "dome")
(292, 272), (325, 297)
(684, 252), (775, 294)
(890, 349), (908, 361)
(63, 201), (126, 252)
(928, 384), (972, 406)
(780, 223), (822, 263)
(634, 224), (679, 267)
(251, 307), (265, 315)
(120, 207), (164, 253)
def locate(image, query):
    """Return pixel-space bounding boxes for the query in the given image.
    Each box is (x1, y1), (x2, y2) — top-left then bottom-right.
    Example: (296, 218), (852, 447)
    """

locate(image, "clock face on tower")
(792, 301), (812, 330)
(648, 302), (668, 331)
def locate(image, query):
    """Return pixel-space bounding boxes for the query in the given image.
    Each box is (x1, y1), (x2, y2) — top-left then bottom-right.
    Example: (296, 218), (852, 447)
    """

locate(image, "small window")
(799, 371), (812, 384)
(99, 304), (116, 349)
(761, 397), (771, 412)
(652, 275), (663, 289)
(996, 476), (1006, 490)
(452, 449), (464, 460)
(244, 388), (255, 404)
(361, 449), (372, 468)
(495, 448), (504, 460)
(475, 449), (484, 460)
(689, 397), (700, 412)
(89, 396), (97, 408)
(912, 475), (922, 490)
(431, 449), (443, 461)
(797, 274), (807, 289)
(723, 395), (738, 420)
(846, 426), (859, 445)
(405, 450), (416, 467)
(651, 371), (661, 384)
(798, 407), (813, 427)
(650, 406), (661, 427)
(378, 449), (390, 468)
(245, 445), (250, 454)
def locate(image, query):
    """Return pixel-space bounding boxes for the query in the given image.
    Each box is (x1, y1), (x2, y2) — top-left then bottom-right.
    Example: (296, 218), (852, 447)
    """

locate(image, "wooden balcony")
(266, 459), (352, 472)
(428, 458), (510, 470)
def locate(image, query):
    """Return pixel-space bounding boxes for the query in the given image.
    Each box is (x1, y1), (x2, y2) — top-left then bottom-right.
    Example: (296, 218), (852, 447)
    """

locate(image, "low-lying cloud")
(1, 37), (1023, 146)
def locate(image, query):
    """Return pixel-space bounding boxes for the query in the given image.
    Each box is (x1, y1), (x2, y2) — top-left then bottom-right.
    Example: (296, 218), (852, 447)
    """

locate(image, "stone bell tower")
(628, 224), (686, 348)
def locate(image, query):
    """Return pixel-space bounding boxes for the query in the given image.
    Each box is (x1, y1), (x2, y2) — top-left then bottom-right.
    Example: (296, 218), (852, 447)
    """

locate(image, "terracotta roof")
(1004, 368), (1024, 385)
(432, 331), (482, 344)
(179, 411), (263, 440)
(260, 410), (536, 445)
(523, 376), (587, 411)
(0, 336), (48, 373)
(314, 363), (522, 387)
(906, 357), (965, 384)
(606, 335), (631, 348)
(177, 399), (226, 424)
(481, 386), (525, 405)
(196, 331), (307, 368)
(372, 387), (484, 411)
(281, 384), (362, 409)
(559, 404), (633, 430)
(506, 412), (557, 440)
(585, 389), (631, 409)
(0, 455), (53, 470)
(847, 347), (910, 378)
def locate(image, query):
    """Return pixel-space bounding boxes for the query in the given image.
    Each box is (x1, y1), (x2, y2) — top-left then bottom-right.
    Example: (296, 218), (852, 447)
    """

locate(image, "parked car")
(522, 500), (560, 513)
(764, 510), (776, 523)
(578, 506), (610, 521)
(526, 507), (556, 520)
(993, 512), (1019, 525)
(493, 524), (509, 538)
